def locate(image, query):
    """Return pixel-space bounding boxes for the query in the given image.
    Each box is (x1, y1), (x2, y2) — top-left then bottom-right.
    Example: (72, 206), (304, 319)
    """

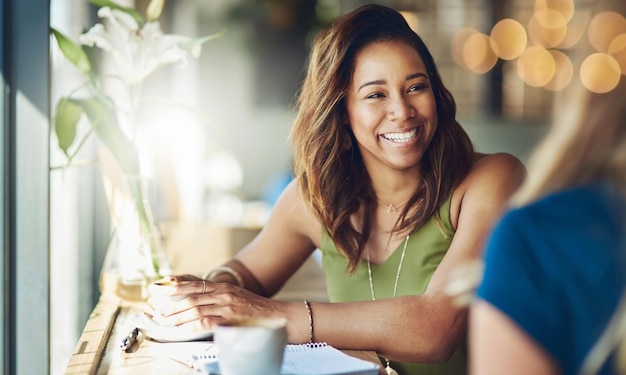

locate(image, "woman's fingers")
(146, 279), (273, 330)
(176, 279), (219, 295)
(155, 303), (225, 327)
(176, 315), (225, 333)
(156, 285), (263, 323)
(147, 279), (219, 315)
(149, 283), (227, 318)
(162, 274), (202, 283)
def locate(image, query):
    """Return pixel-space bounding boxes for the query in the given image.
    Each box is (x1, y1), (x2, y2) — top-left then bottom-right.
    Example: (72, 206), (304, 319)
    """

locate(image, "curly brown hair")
(290, 4), (474, 272)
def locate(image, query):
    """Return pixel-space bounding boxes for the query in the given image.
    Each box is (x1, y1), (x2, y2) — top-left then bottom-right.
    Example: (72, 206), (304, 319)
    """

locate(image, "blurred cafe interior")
(2, 0), (625, 373)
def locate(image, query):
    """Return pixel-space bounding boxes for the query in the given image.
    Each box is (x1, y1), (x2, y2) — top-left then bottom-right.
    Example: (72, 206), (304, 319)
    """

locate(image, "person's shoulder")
(450, 152), (526, 228)
(272, 177), (322, 241)
(460, 152), (526, 192)
(273, 178), (307, 213)
(471, 152), (526, 178)
(489, 182), (626, 254)
(492, 183), (626, 278)
(523, 182), (625, 225)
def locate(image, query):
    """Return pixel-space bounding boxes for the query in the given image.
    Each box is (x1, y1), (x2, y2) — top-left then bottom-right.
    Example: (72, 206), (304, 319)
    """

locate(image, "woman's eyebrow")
(407, 72), (428, 81)
(357, 79), (385, 93)
(357, 72), (429, 92)
(357, 72), (428, 92)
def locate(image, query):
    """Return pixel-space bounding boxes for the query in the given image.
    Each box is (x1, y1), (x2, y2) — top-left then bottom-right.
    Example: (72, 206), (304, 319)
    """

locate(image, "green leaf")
(70, 96), (140, 175)
(54, 98), (84, 157)
(51, 28), (91, 75)
(88, 0), (144, 25)
(179, 28), (227, 52)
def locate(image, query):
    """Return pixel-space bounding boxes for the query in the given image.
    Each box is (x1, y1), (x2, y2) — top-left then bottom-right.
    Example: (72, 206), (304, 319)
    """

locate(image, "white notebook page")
(281, 343), (380, 375)
(192, 342), (380, 375)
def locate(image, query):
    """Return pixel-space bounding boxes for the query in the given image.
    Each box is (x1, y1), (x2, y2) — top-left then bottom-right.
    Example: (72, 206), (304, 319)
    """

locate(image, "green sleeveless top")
(319, 195), (467, 375)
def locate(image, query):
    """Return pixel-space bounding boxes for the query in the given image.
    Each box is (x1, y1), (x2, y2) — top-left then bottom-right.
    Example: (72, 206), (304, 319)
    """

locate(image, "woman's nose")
(386, 96), (416, 121)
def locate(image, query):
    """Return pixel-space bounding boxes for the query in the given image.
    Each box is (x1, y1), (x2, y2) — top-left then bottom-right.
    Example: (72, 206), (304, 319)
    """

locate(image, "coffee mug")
(147, 280), (190, 326)
(215, 317), (288, 375)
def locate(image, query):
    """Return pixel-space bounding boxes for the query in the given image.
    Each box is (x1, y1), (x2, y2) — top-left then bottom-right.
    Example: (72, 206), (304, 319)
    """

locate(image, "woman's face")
(345, 40), (438, 174)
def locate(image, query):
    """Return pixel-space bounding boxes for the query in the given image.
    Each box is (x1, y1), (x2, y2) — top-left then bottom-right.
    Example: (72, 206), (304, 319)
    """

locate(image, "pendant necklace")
(377, 198), (409, 214)
(366, 234), (410, 375)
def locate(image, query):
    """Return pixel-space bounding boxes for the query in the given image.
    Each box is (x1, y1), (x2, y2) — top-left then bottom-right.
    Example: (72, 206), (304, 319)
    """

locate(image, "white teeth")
(382, 128), (417, 143)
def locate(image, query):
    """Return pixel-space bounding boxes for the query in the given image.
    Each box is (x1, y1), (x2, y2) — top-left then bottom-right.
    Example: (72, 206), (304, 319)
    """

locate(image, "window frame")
(2, 0), (51, 373)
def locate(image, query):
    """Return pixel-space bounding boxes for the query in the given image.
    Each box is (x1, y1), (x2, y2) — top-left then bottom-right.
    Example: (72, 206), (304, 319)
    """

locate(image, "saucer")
(128, 313), (213, 343)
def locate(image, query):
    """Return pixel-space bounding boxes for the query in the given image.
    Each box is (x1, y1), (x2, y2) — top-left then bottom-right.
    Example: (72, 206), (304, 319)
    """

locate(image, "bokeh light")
(608, 34), (626, 75)
(580, 53), (621, 93)
(557, 11), (584, 49)
(451, 28), (478, 69)
(463, 32), (498, 74)
(490, 19), (527, 60)
(528, 9), (567, 48)
(516, 46), (556, 87)
(451, 2), (626, 94)
(588, 11), (626, 52)
(544, 50), (573, 91)
(534, 0), (575, 23)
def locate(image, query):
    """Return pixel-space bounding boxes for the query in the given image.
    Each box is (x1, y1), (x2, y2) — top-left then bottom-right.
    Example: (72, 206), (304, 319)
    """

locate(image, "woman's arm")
(470, 300), (558, 375)
(233, 179), (322, 297)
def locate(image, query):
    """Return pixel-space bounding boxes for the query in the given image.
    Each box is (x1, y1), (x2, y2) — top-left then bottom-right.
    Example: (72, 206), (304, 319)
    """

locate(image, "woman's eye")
(408, 84), (427, 92)
(365, 92), (384, 99)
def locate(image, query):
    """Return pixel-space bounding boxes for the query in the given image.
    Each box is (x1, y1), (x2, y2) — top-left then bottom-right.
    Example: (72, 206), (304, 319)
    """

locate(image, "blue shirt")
(477, 182), (626, 374)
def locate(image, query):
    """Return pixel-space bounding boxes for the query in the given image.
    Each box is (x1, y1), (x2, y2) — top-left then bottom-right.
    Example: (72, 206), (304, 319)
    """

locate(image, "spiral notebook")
(191, 342), (380, 375)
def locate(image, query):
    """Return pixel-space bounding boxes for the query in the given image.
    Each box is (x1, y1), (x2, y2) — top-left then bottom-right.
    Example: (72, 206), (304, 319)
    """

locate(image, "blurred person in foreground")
(470, 2), (626, 374)
(147, 4), (524, 374)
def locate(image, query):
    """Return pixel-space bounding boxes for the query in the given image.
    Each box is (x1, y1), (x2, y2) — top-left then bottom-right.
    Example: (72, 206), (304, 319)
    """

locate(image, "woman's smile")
(380, 127), (420, 145)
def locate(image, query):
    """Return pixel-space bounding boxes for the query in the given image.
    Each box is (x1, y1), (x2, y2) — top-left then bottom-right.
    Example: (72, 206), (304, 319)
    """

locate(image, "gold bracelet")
(304, 299), (314, 343)
(203, 266), (244, 288)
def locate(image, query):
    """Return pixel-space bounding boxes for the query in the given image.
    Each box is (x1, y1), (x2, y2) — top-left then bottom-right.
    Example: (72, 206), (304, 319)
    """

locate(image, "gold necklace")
(376, 198), (409, 214)
(366, 234), (409, 375)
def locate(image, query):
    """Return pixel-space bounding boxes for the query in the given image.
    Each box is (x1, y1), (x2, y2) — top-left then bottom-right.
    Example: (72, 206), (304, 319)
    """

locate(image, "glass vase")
(99, 174), (171, 301)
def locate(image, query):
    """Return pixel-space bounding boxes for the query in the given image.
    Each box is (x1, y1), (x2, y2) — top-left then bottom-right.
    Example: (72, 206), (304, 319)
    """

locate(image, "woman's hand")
(144, 275), (281, 333)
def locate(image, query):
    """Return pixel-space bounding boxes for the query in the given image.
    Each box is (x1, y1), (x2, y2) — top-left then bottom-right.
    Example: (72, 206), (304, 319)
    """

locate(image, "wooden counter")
(65, 222), (381, 374)
(65, 294), (382, 374)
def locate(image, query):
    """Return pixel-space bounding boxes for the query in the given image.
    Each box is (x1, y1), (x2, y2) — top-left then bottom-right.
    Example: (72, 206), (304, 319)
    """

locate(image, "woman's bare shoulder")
(466, 152), (525, 200)
(464, 152), (526, 199)
(470, 152), (526, 177)
(271, 178), (323, 246)
(468, 152), (526, 185)
(450, 152), (526, 227)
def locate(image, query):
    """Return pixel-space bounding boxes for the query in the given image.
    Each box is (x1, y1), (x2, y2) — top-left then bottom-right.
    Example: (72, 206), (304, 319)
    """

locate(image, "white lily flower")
(79, 7), (201, 85)
(146, 0), (165, 21)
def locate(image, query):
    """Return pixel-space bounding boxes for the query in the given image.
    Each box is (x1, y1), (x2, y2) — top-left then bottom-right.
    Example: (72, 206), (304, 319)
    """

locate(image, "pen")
(120, 327), (139, 352)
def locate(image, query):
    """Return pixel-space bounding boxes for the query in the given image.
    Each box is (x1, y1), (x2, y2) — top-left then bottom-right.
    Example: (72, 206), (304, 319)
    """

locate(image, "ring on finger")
(202, 279), (206, 294)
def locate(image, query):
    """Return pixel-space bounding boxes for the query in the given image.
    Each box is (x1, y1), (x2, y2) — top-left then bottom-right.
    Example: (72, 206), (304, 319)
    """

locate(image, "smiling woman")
(145, 4), (526, 375)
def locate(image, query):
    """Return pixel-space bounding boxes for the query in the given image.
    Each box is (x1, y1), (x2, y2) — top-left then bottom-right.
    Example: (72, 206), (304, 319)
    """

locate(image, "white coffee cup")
(215, 317), (288, 375)
(147, 280), (190, 326)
